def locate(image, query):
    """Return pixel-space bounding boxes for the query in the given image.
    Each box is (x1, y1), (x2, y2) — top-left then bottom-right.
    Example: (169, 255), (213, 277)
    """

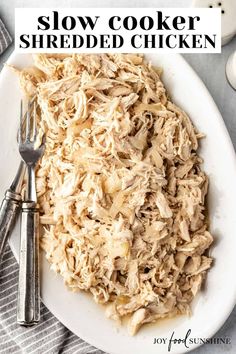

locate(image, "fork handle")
(17, 201), (40, 326)
(0, 190), (21, 262)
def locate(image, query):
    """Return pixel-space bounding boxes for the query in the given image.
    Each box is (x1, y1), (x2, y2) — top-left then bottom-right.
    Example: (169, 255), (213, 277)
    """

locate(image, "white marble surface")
(0, 0), (235, 353)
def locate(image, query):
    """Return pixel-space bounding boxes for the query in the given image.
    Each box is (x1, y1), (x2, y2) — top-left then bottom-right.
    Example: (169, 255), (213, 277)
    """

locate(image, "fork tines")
(19, 98), (37, 144)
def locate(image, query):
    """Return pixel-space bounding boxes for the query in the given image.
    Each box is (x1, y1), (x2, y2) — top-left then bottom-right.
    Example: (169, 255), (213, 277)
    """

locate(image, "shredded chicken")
(19, 53), (213, 335)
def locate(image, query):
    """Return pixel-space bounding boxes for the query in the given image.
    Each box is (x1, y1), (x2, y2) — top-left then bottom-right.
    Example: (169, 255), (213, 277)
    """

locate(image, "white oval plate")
(0, 52), (236, 354)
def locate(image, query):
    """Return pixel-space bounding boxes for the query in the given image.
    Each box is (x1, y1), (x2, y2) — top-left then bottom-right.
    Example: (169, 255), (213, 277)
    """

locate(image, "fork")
(17, 100), (45, 326)
(0, 161), (25, 263)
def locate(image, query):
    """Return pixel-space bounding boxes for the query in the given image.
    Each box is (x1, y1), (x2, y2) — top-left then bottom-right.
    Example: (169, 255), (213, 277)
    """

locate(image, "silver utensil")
(17, 100), (44, 326)
(0, 161), (26, 263)
(0, 101), (33, 263)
